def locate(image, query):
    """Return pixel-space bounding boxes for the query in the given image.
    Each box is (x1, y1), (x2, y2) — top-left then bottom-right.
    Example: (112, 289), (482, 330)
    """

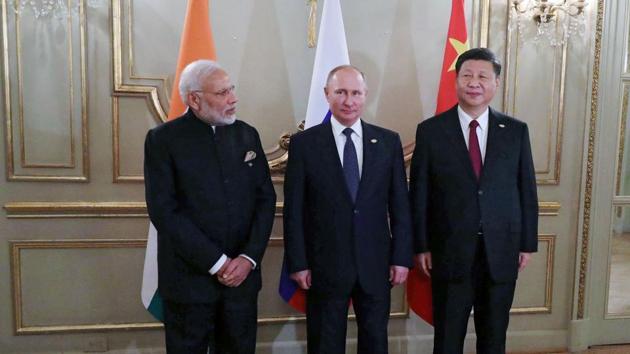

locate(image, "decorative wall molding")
(2, 0), (89, 182)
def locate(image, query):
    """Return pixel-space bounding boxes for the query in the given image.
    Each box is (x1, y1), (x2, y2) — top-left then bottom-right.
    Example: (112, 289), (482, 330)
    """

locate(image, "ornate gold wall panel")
(577, 0), (604, 320)
(3, 202), (148, 218)
(615, 84), (630, 197)
(10, 239), (161, 334)
(10, 236), (407, 334)
(511, 234), (556, 314)
(504, 22), (567, 185)
(2, 0), (89, 182)
(4, 201), (558, 219)
(112, 96), (159, 182)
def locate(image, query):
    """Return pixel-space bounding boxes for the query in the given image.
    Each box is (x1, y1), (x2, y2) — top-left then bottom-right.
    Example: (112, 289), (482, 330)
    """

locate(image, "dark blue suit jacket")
(283, 121), (413, 297)
(144, 111), (276, 303)
(409, 105), (538, 282)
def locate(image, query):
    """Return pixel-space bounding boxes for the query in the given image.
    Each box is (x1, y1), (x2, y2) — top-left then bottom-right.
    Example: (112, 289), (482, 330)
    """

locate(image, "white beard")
(196, 100), (236, 126)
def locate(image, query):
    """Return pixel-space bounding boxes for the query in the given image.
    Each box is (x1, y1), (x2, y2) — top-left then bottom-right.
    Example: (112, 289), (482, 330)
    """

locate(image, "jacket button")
(224, 179), (229, 184)
(354, 209), (359, 215)
(478, 190), (483, 195)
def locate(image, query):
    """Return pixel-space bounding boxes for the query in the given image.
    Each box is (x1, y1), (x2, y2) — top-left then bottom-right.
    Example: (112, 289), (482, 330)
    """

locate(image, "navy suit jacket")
(283, 121), (413, 297)
(144, 111), (276, 303)
(409, 105), (538, 282)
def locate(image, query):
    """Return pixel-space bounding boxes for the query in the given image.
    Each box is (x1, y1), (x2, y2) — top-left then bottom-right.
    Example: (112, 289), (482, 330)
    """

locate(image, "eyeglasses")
(193, 85), (236, 98)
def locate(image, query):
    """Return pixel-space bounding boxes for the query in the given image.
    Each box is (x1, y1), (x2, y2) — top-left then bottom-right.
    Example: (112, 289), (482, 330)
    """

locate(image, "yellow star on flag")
(447, 38), (469, 72)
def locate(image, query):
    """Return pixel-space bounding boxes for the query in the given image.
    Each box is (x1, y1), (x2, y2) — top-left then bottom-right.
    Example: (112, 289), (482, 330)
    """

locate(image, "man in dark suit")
(144, 60), (276, 354)
(283, 65), (413, 354)
(409, 48), (538, 354)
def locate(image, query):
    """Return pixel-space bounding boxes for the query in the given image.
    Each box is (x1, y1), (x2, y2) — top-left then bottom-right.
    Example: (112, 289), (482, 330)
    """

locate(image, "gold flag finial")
(307, 0), (317, 48)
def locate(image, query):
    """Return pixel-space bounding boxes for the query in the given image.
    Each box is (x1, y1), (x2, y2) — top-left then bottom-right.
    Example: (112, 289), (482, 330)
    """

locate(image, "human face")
(324, 68), (367, 127)
(455, 59), (499, 118)
(188, 69), (238, 126)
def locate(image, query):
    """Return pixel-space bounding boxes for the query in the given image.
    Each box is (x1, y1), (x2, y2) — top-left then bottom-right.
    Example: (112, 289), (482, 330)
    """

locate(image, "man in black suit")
(144, 60), (276, 354)
(410, 48), (538, 354)
(283, 65), (413, 354)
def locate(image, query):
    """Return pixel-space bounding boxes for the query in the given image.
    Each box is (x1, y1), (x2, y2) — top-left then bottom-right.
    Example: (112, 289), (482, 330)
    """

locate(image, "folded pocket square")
(244, 150), (256, 162)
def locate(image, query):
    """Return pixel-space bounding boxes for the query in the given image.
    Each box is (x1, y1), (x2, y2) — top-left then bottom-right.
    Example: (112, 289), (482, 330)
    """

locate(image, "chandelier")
(8, 0), (107, 19)
(510, 0), (588, 47)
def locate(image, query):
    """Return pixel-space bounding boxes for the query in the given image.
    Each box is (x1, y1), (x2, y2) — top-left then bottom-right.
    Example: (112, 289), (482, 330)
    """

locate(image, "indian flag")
(141, 223), (163, 320)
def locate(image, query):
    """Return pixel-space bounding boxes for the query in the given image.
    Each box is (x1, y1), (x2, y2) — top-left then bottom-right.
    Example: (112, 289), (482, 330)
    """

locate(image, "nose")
(342, 94), (353, 106)
(228, 91), (238, 105)
(467, 77), (481, 87)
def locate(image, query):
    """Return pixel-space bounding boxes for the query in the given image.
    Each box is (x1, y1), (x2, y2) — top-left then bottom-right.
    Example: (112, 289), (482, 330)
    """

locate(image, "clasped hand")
(217, 256), (252, 287)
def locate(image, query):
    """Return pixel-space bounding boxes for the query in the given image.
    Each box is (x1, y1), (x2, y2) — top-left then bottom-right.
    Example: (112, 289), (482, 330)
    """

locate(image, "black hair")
(455, 47), (501, 76)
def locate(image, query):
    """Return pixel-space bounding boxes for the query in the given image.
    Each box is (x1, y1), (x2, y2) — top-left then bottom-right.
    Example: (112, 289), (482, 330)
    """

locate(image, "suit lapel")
(480, 108), (507, 183)
(356, 121), (377, 202)
(440, 107), (478, 182)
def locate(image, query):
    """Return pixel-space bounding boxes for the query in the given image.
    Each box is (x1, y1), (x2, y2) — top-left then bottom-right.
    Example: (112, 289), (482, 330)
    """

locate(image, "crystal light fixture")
(8, 0), (106, 19)
(510, 0), (588, 47)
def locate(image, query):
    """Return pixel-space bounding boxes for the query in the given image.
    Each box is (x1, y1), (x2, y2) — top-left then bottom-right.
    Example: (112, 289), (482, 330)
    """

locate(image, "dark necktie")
(342, 128), (360, 202)
(468, 120), (482, 180)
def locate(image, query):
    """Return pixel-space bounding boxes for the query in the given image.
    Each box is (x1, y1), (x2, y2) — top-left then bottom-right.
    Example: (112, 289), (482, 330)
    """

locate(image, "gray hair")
(325, 65), (367, 87)
(178, 60), (223, 105)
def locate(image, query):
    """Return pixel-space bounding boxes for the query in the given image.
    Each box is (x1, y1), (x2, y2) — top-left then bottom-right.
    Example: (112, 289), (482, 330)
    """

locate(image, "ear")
(187, 92), (200, 110)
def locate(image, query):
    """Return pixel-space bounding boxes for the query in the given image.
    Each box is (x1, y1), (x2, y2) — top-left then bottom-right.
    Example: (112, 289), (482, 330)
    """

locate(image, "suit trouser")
(306, 281), (391, 354)
(163, 294), (257, 354)
(432, 237), (517, 354)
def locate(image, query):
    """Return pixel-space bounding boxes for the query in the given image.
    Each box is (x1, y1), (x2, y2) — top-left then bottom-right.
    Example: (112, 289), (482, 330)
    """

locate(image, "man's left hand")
(518, 252), (532, 272)
(219, 256), (253, 287)
(389, 265), (409, 286)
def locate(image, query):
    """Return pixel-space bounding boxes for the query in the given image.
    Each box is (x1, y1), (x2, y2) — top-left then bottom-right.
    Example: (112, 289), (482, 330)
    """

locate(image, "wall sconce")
(510, 0), (588, 46)
(8, 0), (106, 19)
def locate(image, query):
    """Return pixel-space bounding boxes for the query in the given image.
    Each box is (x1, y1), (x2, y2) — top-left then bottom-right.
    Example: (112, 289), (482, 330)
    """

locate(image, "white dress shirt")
(458, 106), (489, 162)
(330, 116), (364, 176)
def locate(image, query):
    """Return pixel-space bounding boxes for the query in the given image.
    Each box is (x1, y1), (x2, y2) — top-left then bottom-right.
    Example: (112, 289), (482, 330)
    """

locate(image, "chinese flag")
(407, 0), (469, 326)
(167, 0), (217, 119)
(435, 0), (469, 115)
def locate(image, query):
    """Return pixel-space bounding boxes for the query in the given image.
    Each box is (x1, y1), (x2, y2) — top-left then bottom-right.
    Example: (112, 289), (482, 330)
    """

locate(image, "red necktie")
(468, 120), (482, 180)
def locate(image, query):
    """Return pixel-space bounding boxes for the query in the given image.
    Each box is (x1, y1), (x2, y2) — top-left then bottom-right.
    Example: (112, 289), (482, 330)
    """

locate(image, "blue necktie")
(342, 128), (360, 202)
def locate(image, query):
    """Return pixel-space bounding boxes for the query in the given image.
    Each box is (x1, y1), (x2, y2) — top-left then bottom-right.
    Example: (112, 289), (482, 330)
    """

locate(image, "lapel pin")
(498, 124), (505, 128)
(370, 139), (378, 143)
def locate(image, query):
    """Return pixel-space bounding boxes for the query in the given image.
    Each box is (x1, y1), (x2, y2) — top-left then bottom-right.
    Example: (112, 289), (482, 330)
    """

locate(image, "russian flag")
(278, 0), (349, 313)
(304, 0), (350, 129)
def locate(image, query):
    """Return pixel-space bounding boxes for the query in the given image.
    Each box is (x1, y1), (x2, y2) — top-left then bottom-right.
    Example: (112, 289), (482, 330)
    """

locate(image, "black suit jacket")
(409, 105), (538, 282)
(144, 110), (276, 303)
(283, 121), (413, 297)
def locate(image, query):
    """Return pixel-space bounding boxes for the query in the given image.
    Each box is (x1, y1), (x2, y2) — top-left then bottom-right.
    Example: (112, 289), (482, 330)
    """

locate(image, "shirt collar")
(458, 105), (489, 131)
(331, 116), (363, 138)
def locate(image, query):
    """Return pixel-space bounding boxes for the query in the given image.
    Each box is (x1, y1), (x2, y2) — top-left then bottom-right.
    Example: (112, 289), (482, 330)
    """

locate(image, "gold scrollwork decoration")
(577, 0), (603, 320)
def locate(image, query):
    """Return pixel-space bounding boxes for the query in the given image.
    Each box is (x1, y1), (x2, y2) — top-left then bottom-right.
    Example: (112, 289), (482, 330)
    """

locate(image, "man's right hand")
(290, 269), (311, 290)
(415, 252), (432, 278)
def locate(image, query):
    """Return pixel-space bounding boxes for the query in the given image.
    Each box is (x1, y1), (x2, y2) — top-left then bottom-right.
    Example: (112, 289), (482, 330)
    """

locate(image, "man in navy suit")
(144, 60), (276, 354)
(283, 65), (413, 354)
(409, 48), (538, 354)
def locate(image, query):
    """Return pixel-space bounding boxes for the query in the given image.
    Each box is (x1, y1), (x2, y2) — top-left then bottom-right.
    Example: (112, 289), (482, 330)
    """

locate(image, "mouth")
(466, 92), (482, 98)
(225, 107), (236, 116)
